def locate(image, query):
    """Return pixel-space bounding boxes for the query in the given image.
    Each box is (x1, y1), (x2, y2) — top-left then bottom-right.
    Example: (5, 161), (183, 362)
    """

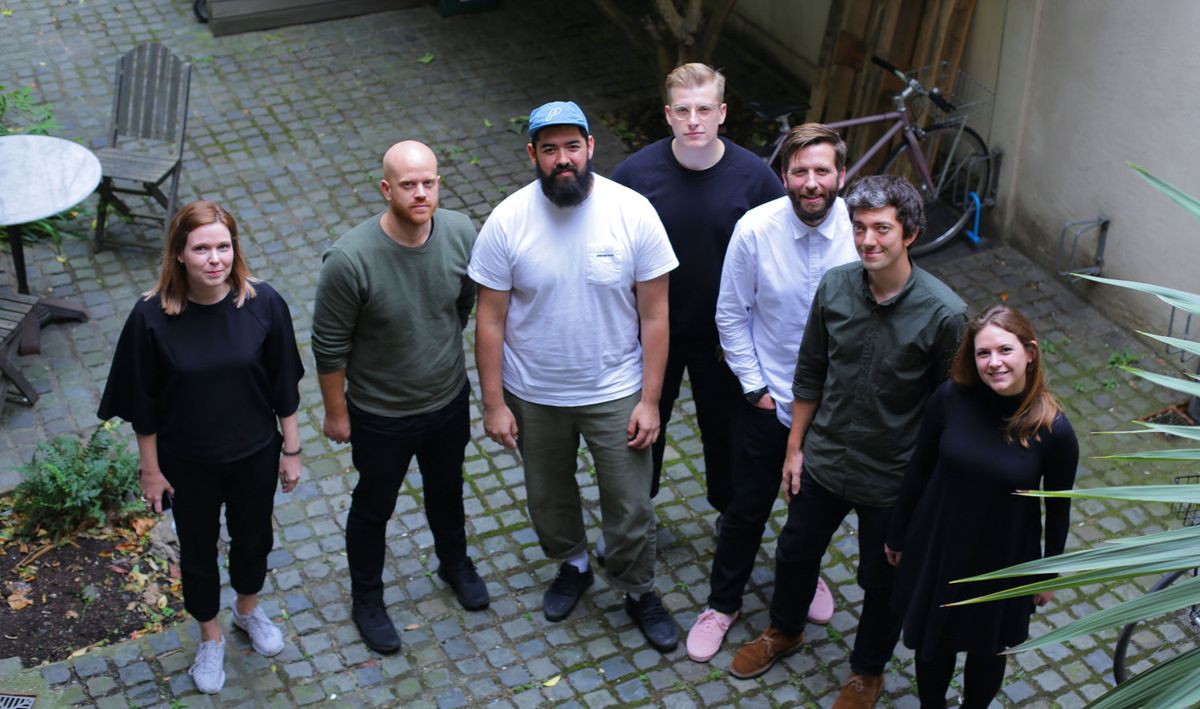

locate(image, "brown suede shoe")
(831, 672), (885, 708)
(728, 625), (804, 679)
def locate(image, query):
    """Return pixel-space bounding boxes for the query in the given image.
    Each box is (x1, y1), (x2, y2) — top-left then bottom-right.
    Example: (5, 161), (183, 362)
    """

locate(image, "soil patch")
(0, 512), (184, 668)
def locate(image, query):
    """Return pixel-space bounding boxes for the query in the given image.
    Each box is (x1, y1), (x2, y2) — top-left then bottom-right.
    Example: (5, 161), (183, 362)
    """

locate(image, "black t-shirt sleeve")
(97, 299), (160, 435)
(261, 285), (304, 418)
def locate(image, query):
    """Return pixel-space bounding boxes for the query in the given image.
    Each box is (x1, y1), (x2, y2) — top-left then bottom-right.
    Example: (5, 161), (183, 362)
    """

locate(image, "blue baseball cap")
(527, 101), (589, 141)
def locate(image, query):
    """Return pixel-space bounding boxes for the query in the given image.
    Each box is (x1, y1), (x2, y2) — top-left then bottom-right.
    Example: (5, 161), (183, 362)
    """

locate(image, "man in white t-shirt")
(469, 101), (681, 652)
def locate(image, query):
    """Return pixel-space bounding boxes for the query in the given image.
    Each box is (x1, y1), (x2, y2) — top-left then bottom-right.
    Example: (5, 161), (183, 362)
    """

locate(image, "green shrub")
(14, 423), (141, 539)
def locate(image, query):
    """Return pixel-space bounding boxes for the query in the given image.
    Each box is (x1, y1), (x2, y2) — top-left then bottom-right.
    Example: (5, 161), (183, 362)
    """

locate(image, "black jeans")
(345, 385), (470, 605)
(706, 402), (788, 613)
(161, 433), (281, 622)
(771, 472), (902, 676)
(651, 338), (741, 513)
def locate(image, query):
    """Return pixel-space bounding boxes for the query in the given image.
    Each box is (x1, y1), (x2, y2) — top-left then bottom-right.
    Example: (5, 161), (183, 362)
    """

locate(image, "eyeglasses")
(669, 104), (718, 120)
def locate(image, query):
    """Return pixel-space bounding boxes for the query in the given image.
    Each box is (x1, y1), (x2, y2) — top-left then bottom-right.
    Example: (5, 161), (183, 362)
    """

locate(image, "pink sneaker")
(806, 577), (834, 625)
(686, 608), (738, 662)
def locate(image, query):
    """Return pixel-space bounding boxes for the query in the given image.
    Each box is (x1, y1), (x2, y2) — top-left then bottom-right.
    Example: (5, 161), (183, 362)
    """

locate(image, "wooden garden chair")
(93, 42), (192, 251)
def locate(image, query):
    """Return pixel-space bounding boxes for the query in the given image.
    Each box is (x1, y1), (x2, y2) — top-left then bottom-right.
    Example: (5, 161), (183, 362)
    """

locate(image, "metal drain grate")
(0, 694), (36, 709)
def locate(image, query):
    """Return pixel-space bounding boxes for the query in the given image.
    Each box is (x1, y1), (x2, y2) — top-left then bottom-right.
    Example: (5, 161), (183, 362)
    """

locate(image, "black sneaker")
(352, 601), (401, 654)
(626, 591), (679, 652)
(437, 557), (490, 611)
(543, 562), (594, 621)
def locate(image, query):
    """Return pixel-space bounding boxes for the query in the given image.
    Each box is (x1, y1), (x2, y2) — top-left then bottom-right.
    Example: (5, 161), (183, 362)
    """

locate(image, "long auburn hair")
(950, 304), (1062, 447)
(146, 200), (256, 315)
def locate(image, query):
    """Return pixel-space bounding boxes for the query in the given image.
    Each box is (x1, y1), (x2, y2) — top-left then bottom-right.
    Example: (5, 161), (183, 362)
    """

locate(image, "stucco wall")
(724, 0), (831, 86)
(977, 0), (1200, 333)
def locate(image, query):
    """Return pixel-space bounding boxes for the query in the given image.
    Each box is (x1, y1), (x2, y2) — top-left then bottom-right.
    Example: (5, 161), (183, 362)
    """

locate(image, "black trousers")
(771, 472), (902, 676)
(345, 385), (470, 605)
(162, 434), (281, 623)
(651, 338), (741, 513)
(706, 402), (789, 613)
(916, 650), (1008, 708)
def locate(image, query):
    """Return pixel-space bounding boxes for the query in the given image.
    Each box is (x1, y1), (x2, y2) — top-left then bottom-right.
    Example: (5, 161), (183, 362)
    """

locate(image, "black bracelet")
(281, 447), (302, 457)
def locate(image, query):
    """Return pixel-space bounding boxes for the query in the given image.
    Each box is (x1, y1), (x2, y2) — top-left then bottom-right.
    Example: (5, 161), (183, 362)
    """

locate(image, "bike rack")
(1056, 216), (1109, 278)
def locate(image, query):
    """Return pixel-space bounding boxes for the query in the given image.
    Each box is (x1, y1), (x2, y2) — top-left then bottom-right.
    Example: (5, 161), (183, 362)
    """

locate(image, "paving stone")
(1, 2), (1189, 709)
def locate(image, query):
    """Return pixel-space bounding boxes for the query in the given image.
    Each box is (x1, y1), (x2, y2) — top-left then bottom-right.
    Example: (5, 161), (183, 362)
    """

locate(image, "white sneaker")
(189, 638), (226, 694)
(231, 605), (285, 657)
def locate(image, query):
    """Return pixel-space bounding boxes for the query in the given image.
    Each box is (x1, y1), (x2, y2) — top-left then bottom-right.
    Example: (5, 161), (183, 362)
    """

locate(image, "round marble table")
(0, 134), (101, 294)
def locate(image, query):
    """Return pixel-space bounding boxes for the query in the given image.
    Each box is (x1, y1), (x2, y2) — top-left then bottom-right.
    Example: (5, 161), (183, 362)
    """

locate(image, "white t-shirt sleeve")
(631, 199), (678, 282)
(466, 215), (513, 291)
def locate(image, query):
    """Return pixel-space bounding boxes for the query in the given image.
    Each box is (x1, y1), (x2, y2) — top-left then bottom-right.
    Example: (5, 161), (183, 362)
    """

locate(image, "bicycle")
(754, 56), (998, 256)
(1111, 473), (1200, 684)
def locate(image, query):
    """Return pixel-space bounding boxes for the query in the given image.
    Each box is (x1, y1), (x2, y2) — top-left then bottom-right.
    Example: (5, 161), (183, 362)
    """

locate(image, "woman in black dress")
(99, 201), (304, 695)
(885, 304), (1078, 707)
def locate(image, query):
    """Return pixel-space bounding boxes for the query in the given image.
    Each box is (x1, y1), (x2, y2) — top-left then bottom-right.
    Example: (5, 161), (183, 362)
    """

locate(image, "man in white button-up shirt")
(685, 124), (859, 666)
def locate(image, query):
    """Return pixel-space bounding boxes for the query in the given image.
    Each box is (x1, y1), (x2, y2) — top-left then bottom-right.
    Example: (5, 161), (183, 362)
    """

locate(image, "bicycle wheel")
(878, 124), (992, 256)
(1112, 569), (1199, 684)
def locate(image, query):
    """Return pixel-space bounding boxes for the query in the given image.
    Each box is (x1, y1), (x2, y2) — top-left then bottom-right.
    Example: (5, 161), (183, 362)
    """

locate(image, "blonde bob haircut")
(146, 200), (256, 315)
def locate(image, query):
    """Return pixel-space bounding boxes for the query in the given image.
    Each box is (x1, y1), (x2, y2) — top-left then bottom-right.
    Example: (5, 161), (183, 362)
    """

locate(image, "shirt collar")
(792, 197), (844, 241)
(858, 259), (920, 307)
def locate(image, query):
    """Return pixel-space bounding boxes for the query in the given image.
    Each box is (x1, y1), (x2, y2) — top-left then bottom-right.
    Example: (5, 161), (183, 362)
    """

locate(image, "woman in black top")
(99, 201), (304, 695)
(885, 304), (1078, 708)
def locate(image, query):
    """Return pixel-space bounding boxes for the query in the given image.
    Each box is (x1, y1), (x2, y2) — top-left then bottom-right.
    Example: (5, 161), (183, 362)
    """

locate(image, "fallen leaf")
(6, 593), (32, 611)
(999, 292), (1009, 302)
(403, 623), (420, 631)
(543, 675), (561, 687)
(69, 647), (87, 658)
(109, 564), (128, 574)
(416, 52), (435, 64)
(65, 610), (79, 619)
(157, 594), (168, 609)
(131, 517), (156, 536)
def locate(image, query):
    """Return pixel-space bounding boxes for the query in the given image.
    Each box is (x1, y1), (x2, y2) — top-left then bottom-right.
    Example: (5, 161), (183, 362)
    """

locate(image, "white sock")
(567, 551), (589, 573)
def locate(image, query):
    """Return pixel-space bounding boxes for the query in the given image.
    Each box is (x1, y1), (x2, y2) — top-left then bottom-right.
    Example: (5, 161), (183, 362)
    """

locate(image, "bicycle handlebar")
(871, 56), (957, 113)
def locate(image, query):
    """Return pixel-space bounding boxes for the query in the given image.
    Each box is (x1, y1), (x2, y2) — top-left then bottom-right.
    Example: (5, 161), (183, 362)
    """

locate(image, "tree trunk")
(591, 0), (738, 84)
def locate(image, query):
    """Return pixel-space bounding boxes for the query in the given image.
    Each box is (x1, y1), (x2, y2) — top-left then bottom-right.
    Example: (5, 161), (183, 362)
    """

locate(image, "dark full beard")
(537, 158), (594, 208)
(788, 187), (835, 226)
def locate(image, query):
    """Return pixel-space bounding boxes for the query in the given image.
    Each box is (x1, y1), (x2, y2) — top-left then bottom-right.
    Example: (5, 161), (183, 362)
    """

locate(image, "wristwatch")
(744, 387), (768, 405)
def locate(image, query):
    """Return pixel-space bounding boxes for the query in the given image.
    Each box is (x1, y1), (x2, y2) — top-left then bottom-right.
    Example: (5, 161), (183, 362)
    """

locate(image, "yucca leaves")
(952, 165), (1200, 708)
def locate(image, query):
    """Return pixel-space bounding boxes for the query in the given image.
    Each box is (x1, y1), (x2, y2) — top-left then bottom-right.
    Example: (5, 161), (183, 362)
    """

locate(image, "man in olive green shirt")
(312, 141), (488, 656)
(729, 175), (966, 708)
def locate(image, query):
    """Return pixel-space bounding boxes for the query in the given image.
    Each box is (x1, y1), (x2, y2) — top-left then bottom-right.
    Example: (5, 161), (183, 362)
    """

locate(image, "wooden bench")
(207, 0), (423, 36)
(0, 292), (40, 406)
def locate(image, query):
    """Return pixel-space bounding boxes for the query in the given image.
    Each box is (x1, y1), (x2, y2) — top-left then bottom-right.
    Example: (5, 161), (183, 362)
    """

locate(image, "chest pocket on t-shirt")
(586, 243), (622, 286)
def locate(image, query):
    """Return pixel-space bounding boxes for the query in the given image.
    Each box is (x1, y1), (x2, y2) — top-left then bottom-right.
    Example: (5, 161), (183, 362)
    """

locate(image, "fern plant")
(13, 422), (141, 540)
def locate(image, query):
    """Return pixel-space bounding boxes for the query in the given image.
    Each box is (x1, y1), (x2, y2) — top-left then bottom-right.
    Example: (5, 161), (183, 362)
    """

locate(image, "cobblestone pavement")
(1, 0), (1195, 706)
